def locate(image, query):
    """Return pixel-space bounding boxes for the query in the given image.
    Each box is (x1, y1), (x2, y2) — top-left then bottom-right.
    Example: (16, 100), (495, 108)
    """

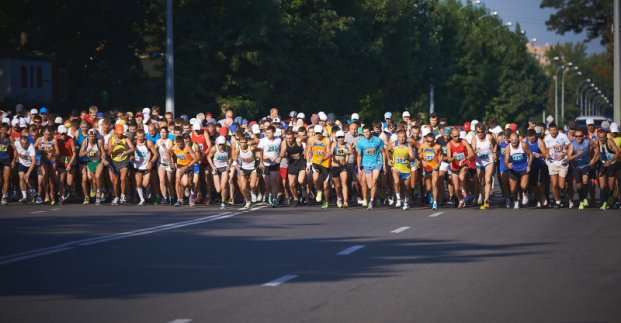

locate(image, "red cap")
(206, 112), (213, 118)
(136, 112), (143, 117)
(509, 123), (518, 132)
(219, 126), (229, 137)
(463, 122), (471, 132)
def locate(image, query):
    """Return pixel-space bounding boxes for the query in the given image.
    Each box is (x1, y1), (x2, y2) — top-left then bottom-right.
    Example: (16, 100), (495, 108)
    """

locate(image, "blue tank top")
(0, 137), (12, 162)
(77, 130), (88, 162)
(509, 143), (528, 172)
(499, 141), (509, 172)
(571, 139), (591, 169)
(526, 138), (544, 169)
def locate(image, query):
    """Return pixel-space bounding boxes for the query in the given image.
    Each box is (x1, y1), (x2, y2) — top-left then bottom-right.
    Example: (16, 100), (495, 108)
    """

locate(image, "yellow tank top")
(174, 146), (191, 166)
(311, 138), (331, 168)
(421, 142), (440, 171)
(614, 137), (621, 162)
(392, 143), (411, 173)
(110, 136), (128, 162)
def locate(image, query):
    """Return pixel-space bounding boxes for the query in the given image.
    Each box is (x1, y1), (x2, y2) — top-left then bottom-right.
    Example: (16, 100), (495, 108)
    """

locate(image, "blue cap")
(97, 112), (104, 118)
(180, 115), (189, 121)
(443, 128), (451, 135)
(230, 124), (238, 133)
(242, 119), (249, 125)
(40, 107), (48, 114)
(234, 116), (243, 124)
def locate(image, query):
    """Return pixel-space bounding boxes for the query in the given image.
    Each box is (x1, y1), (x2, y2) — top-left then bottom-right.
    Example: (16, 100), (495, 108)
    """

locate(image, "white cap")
(314, 125), (323, 133)
(275, 128), (282, 137)
(58, 125), (68, 134)
(490, 125), (503, 135)
(142, 107), (151, 115)
(196, 113), (205, 121)
(422, 127), (431, 137)
(98, 119), (104, 126)
(115, 119), (123, 125)
(54, 117), (63, 124)
(273, 117), (281, 123)
(471, 119), (479, 127)
(335, 130), (345, 137)
(192, 122), (202, 131)
(2, 118), (9, 124)
(11, 118), (19, 127)
(586, 118), (595, 125)
(318, 112), (328, 121)
(384, 112), (392, 119)
(216, 136), (226, 145)
(30, 108), (38, 114)
(402, 111), (410, 117)
(19, 118), (27, 127)
(610, 122), (619, 133)
(351, 113), (360, 121)
(297, 112), (305, 120)
(190, 118), (197, 124)
(251, 124), (261, 134)
(459, 131), (467, 139)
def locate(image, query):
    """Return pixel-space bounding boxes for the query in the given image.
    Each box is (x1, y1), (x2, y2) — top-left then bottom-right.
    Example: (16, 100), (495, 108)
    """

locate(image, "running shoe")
(395, 199), (402, 208)
(95, 197), (101, 206)
(357, 198), (364, 205)
(315, 191), (322, 203)
(242, 201), (251, 209)
(1, 196), (7, 205)
(568, 200), (575, 209)
(402, 202), (409, 211)
(458, 200), (465, 209)
(174, 199), (182, 207)
(432, 201), (438, 210)
(161, 196), (169, 205)
(513, 200), (520, 210)
(90, 189), (96, 198)
(505, 198), (511, 209)
(19, 197), (28, 204)
(189, 194), (196, 207)
(292, 199), (299, 208)
(343, 202), (349, 209)
(522, 194), (529, 206)
(111, 197), (119, 206)
(36, 196), (43, 204)
(537, 201), (542, 209)
(220, 203), (226, 209)
(120, 194), (127, 205)
(337, 198), (343, 208)
(83, 197), (90, 205)
(362, 200), (368, 207)
(554, 201), (561, 209)
(138, 199), (146, 206)
(322, 201), (329, 209)
(367, 202), (373, 210)
(228, 198), (234, 206)
(600, 202), (609, 210)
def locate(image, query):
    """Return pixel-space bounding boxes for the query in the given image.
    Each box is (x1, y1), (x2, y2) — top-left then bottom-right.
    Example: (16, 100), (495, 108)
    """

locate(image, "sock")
(137, 188), (144, 201)
(396, 193), (401, 200)
(22, 191), (27, 198)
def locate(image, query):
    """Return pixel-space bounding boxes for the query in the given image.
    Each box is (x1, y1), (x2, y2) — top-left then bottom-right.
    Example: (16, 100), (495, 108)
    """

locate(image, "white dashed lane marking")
(337, 245), (365, 256)
(391, 226), (410, 234)
(263, 274), (298, 287)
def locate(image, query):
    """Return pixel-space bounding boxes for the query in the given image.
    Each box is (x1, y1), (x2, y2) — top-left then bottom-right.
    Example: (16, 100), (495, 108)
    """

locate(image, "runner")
(79, 129), (106, 205)
(594, 128), (620, 210)
(170, 136), (199, 207)
(14, 135), (36, 203)
(132, 129), (159, 206)
(567, 129), (597, 210)
(108, 124), (135, 205)
(471, 123), (497, 209)
(56, 125), (77, 205)
(541, 123), (571, 209)
(233, 134), (258, 209)
(330, 130), (352, 208)
(207, 136), (232, 209)
(420, 129), (442, 210)
(446, 128), (475, 209)
(0, 124), (14, 205)
(279, 129), (307, 207)
(307, 125), (331, 209)
(388, 129), (416, 210)
(525, 129), (548, 208)
(35, 126), (58, 204)
(156, 127), (175, 205)
(356, 124), (387, 210)
(257, 126), (282, 207)
(505, 132), (533, 209)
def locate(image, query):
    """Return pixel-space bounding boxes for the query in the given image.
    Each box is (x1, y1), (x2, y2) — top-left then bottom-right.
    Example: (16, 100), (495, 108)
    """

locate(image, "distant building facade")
(526, 43), (552, 66)
(0, 57), (54, 102)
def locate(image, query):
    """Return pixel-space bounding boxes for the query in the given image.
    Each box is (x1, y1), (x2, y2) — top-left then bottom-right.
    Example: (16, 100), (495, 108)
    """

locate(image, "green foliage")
(540, 0), (613, 45)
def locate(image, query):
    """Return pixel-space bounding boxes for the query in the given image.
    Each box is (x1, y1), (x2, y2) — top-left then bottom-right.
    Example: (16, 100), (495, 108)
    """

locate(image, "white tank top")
(213, 147), (229, 169)
(133, 142), (150, 170)
(238, 146), (256, 170)
(157, 139), (172, 164)
(86, 141), (101, 162)
(475, 135), (493, 167)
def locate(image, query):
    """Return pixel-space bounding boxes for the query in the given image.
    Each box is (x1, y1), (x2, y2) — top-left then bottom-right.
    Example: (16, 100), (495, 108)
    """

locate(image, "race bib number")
(512, 154), (524, 161)
(0, 144), (7, 152)
(365, 148), (376, 156)
(455, 152), (465, 161)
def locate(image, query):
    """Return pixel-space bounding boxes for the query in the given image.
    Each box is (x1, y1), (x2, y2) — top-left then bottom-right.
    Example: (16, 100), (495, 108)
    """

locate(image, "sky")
(463, 0), (606, 55)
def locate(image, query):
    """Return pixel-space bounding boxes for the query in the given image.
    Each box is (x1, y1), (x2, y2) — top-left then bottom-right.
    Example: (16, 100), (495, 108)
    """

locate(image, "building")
(0, 57), (54, 103)
(526, 43), (552, 66)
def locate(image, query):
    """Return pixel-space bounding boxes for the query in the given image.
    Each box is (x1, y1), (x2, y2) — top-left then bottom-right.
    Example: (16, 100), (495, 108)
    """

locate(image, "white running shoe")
(395, 199), (402, 208)
(522, 194), (529, 206)
(513, 200), (520, 210)
(402, 202), (409, 211)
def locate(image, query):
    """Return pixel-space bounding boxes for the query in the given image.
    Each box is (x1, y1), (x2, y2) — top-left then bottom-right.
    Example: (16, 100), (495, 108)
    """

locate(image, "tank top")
(509, 142), (528, 172)
(615, 137), (621, 162)
(392, 143), (411, 174)
(526, 138), (544, 168)
(238, 146), (256, 170)
(85, 141), (102, 162)
(77, 130), (88, 148)
(58, 138), (74, 157)
(38, 138), (55, 162)
(110, 136), (128, 162)
(133, 141), (151, 170)
(286, 142), (306, 168)
(191, 131), (209, 162)
(213, 146), (230, 169)
(598, 139), (616, 162)
(157, 139), (173, 165)
(474, 136), (493, 167)
(0, 137), (12, 162)
(499, 141), (509, 172)
(421, 142), (440, 171)
(174, 146), (191, 167)
(310, 137), (331, 168)
(449, 140), (467, 170)
(571, 140), (590, 169)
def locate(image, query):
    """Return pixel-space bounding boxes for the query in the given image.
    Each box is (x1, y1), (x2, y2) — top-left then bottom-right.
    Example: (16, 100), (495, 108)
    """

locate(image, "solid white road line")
(250, 205), (268, 211)
(50, 208), (62, 211)
(428, 212), (444, 217)
(391, 226), (410, 234)
(0, 210), (256, 266)
(263, 274), (298, 287)
(30, 211), (46, 214)
(168, 319), (192, 323)
(337, 245), (366, 256)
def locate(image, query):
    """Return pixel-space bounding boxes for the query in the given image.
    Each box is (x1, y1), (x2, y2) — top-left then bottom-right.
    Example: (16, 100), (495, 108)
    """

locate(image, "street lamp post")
(585, 89), (599, 115)
(551, 58), (563, 124)
(561, 64), (579, 123)
(165, 0), (175, 116)
(576, 78), (591, 115)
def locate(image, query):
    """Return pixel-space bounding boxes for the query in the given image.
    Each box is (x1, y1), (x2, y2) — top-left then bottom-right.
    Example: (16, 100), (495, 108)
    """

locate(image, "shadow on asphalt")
(0, 211), (551, 299)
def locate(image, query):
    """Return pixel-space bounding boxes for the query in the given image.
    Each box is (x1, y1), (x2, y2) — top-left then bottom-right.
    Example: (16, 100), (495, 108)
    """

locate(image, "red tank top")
(450, 140), (468, 170)
(58, 138), (74, 157)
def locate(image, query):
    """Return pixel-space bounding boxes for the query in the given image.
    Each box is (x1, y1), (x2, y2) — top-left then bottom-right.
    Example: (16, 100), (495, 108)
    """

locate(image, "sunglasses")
(477, 131), (484, 134)
(337, 136), (344, 139)
(451, 135), (459, 138)
(575, 135), (584, 138)
(510, 140), (519, 143)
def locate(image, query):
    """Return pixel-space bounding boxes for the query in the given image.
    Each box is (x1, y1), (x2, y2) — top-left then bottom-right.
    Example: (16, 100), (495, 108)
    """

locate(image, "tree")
(540, 0), (614, 45)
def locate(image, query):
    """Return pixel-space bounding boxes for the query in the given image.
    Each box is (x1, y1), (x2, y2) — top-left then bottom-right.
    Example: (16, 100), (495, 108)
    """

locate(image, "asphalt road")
(1, 202), (620, 323)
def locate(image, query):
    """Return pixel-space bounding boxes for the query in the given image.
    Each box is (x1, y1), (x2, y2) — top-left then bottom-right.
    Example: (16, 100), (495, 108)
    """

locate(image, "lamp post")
(585, 88), (599, 115)
(576, 78), (591, 115)
(165, 0), (175, 116)
(478, 10), (498, 20)
(561, 64), (578, 123)
(583, 84), (597, 115)
(551, 57), (563, 124)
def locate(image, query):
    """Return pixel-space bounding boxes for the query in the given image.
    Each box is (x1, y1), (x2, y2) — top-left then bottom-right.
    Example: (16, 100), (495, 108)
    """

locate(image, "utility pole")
(614, 0), (620, 123)
(165, 0), (175, 116)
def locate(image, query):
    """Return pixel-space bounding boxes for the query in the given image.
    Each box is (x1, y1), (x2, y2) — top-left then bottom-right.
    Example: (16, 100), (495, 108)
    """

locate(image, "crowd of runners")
(1, 104), (620, 211)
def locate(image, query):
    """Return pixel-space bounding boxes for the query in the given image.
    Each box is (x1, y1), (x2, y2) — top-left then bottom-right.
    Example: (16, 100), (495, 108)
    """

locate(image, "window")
(36, 67), (42, 87)
(20, 66), (27, 87)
